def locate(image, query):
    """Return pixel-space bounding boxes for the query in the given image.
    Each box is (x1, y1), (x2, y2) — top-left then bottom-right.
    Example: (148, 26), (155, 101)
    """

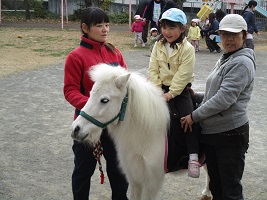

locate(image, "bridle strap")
(79, 90), (129, 129)
(80, 111), (120, 129)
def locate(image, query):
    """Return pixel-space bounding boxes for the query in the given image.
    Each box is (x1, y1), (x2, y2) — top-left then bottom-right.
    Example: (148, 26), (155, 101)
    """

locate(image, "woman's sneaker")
(188, 160), (200, 178)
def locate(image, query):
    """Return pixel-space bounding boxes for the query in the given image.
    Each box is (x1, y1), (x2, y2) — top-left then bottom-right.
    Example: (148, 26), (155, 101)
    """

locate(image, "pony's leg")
(129, 181), (142, 200)
(201, 165), (212, 200)
(140, 175), (164, 200)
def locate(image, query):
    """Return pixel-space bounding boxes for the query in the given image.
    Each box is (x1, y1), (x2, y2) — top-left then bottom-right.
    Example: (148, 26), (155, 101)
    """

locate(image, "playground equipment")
(197, 0), (222, 21)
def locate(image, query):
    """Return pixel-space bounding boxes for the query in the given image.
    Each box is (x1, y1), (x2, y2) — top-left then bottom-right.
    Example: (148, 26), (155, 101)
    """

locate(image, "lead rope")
(93, 141), (104, 184)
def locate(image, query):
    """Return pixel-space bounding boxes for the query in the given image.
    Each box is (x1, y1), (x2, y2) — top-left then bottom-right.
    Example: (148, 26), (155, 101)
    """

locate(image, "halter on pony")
(79, 90), (128, 184)
(79, 90), (128, 128)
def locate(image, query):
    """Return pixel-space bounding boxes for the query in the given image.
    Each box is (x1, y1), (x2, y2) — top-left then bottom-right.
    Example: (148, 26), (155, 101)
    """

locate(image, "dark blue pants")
(206, 36), (221, 52)
(72, 129), (128, 200)
(203, 144), (249, 200)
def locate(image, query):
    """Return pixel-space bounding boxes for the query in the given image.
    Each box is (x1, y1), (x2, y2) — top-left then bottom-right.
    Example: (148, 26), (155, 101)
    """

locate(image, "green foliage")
(109, 12), (130, 24)
(29, 0), (48, 18)
(99, 0), (115, 11)
(69, 2), (86, 21)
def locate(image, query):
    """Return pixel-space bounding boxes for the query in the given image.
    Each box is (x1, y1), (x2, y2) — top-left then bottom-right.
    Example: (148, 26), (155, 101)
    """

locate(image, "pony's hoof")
(200, 195), (212, 200)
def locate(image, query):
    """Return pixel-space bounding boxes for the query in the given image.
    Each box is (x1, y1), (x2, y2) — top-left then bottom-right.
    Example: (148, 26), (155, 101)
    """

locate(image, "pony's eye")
(101, 98), (109, 103)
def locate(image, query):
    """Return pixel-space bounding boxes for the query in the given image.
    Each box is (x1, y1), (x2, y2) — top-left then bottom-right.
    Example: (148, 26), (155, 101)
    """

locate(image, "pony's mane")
(89, 63), (128, 83)
(89, 64), (169, 135)
(127, 72), (168, 133)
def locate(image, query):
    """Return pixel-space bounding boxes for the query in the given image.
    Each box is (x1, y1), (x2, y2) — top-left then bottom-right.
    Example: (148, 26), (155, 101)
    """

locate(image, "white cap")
(192, 18), (200, 23)
(219, 14), (247, 33)
(150, 27), (158, 33)
(134, 15), (141, 20)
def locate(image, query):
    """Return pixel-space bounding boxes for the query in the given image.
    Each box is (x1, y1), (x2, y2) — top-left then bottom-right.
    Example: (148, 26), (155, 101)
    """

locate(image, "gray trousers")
(245, 39), (254, 50)
(134, 32), (144, 45)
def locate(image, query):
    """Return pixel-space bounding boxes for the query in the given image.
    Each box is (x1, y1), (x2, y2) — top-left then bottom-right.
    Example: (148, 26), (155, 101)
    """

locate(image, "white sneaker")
(142, 43), (145, 47)
(134, 44), (137, 47)
(188, 160), (200, 178)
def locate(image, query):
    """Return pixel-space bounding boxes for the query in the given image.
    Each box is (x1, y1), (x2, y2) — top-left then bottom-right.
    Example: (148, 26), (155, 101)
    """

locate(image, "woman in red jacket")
(63, 7), (128, 200)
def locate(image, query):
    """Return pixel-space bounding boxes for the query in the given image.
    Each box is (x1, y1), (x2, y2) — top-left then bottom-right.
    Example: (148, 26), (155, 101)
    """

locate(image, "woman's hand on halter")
(180, 114), (194, 132)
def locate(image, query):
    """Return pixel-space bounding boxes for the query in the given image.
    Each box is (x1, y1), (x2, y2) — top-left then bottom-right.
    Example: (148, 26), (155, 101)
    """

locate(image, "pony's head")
(71, 63), (130, 145)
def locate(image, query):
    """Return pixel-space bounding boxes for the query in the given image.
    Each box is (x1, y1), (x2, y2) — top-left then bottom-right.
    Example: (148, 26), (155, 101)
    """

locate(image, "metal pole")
(0, 0), (2, 25)
(230, 3), (235, 14)
(15, 0), (17, 12)
(61, 0), (64, 29)
(129, 0), (132, 30)
(65, 0), (68, 24)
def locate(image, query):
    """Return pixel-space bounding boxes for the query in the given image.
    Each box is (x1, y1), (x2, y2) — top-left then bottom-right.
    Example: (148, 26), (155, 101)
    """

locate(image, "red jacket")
(63, 36), (127, 119)
(131, 20), (146, 33)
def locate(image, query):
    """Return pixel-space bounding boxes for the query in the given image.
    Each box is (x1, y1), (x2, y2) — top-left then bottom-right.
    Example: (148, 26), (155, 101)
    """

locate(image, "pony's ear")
(115, 73), (130, 89)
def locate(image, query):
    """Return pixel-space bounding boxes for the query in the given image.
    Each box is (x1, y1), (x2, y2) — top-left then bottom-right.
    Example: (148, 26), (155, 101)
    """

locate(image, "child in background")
(188, 19), (201, 52)
(149, 27), (159, 52)
(148, 8), (200, 178)
(132, 15), (146, 47)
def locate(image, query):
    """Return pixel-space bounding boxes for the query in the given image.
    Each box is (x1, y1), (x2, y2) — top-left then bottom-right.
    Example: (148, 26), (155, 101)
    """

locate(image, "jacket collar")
(80, 35), (105, 50)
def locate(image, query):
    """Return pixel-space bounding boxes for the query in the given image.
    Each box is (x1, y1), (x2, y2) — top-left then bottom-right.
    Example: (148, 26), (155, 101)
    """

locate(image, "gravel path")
(0, 48), (267, 199)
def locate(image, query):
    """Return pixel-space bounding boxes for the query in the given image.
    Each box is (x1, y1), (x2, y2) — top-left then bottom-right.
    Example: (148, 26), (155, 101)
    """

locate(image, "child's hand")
(164, 92), (173, 102)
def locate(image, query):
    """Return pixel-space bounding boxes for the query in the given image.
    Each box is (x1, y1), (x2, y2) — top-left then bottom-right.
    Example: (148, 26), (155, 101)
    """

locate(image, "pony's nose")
(73, 126), (80, 136)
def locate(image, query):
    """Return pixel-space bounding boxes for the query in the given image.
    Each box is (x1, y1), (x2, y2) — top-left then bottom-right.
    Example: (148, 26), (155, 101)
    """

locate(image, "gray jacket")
(192, 48), (256, 134)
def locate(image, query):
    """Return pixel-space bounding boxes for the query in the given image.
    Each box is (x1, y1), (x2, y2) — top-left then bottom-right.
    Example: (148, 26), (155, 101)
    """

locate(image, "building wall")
(48, 0), (83, 15)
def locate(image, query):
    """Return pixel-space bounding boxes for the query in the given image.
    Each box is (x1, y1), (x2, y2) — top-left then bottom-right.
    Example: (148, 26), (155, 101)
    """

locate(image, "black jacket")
(135, 0), (150, 18)
(144, 0), (165, 22)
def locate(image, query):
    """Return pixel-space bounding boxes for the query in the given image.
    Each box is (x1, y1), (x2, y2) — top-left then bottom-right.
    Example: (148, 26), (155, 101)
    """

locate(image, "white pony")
(71, 63), (212, 200)
(71, 63), (170, 200)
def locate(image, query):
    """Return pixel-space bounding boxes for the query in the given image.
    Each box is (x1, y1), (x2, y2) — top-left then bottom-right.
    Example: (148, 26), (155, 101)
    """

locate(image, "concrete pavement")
(0, 48), (266, 199)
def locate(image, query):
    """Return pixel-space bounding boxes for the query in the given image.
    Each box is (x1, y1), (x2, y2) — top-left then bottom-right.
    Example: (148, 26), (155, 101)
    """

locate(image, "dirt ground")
(0, 21), (134, 77)
(0, 20), (267, 77)
(0, 22), (267, 200)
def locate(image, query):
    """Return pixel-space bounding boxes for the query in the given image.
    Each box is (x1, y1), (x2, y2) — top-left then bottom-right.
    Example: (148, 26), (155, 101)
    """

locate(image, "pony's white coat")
(72, 64), (170, 200)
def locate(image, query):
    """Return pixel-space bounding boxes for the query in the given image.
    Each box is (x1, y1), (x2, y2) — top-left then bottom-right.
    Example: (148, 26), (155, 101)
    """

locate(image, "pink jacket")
(131, 20), (146, 33)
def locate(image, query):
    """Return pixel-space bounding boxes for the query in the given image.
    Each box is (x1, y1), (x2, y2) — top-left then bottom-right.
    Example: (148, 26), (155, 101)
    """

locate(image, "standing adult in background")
(145, 0), (165, 31)
(135, 0), (150, 43)
(158, 0), (178, 22)
(242, 0), (260, 50)
(63, 7), (128, 200)
(181, 14), (256, 200)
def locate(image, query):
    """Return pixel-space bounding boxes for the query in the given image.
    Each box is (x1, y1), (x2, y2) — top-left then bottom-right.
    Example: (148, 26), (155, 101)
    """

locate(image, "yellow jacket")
(188, 26), (201, 40)
(148, 37), (195, 97)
